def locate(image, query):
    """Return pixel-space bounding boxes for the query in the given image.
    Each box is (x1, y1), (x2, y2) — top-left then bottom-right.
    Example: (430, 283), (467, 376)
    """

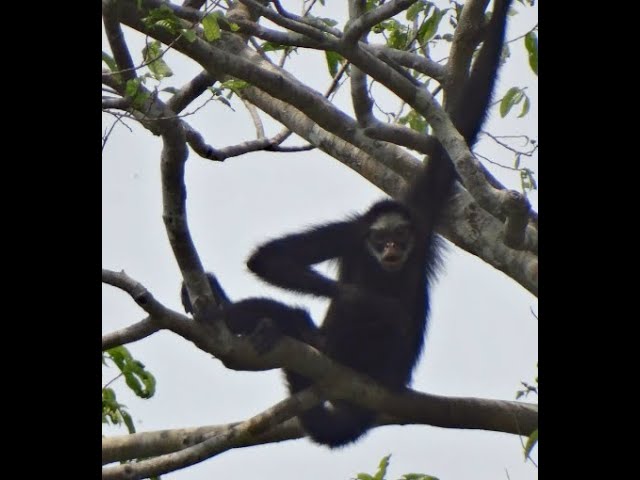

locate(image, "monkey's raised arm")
(402, 0), (512, 229)
(247, 221), (361, 298)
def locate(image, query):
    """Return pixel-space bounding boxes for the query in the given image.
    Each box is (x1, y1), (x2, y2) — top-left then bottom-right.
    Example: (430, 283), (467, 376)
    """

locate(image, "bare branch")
(241, 97), (266, 138)
(102, 269), (173, 318)
(108, 0), (538, 295)
(238, 0), (329, 42)
(102, 390), (321, 480)
(367, 44), (445, 82)
(103, 389), (536, 465)
(102, 316), (160, 350)
(344, 0), (418, 45)
(102, 271), (537, 472)
(102, 3), (137, 83)
(446, 0), (489, 95)
(348, 0), (376, 127)
(502, 190), (535, 252)
(102, 419), (302, 465)
(267, 143), (315, 153)
(268, 0), (343, 38)
(166, 70), (214, 114)
(102, 97), (131, 110)
(100, 66), (231, 318)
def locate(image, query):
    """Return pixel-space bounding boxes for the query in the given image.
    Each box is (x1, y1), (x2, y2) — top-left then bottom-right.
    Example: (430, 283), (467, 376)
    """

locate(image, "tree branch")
(102, 389), (321, 480)
(446, 0), (488, 96)
(344, 0), (418, 45)
(102, 418), (302, 465)
(102, 316), (159, 350)
(502, 190), (535, 252)
(107, 0), (538, 295)
(102, 3), (137, 82)
(102, 272), (538, 443)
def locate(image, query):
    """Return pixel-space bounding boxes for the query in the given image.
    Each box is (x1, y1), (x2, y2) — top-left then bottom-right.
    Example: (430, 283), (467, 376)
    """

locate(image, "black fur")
(180, 272), (231, 314)
(184, 0), (512, 448)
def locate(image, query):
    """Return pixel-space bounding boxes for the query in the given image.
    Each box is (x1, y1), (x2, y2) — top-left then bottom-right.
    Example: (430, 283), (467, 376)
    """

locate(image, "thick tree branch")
(107, 0), (538, 295)
(104, 388), (536, 465)
(102, 419), (302, 465)
(102, 97), (131, 110)
(367, 44), (445, 82)
(446, 0), (488, 96)
(166, 70), (213, 114)
(102, 390), (322, 480)
(155, 88), (231, 335)
(102, 5), (137, 82)
(100, 62), (230, 325)
(103, 273), (537, 445)
(227, 1), (534, 236)
(502, 190), (535, 251)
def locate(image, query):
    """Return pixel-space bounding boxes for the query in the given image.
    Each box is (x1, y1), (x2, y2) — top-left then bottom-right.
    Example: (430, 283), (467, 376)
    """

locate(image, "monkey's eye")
(394, 226), (411, 242)
(368, 230), (387, 249)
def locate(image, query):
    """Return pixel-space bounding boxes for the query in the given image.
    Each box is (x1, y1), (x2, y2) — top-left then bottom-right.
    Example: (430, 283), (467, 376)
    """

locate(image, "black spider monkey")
(182, 0), (512, 448)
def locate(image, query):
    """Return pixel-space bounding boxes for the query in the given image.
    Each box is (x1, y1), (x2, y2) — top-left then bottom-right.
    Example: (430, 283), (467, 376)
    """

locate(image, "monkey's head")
(364, 201), (416, 273)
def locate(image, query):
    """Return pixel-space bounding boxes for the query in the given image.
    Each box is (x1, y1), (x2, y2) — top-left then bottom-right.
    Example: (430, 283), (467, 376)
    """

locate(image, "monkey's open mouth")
(381, 256), (403, 271)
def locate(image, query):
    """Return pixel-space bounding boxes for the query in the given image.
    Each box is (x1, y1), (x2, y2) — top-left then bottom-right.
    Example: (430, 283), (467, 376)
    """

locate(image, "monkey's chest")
(321, 298), (414, 379)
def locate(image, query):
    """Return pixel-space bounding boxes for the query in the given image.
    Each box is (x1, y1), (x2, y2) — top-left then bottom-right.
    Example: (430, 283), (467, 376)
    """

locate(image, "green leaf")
(102, 387), (116, 404)
(203, 14), (221, 42)
(220, 79), (249, 95)
(419, 7), (445, 44)
(106, 346), (131, 370)
(389, 28), (408, 49)
(499, 87), (524, 118)
(380, 20), (409, 50)
(105, 346), (156, 399)
(402, 475), (439, 480)
(124, 371), (144, 396)
(406, 1), (425, 21)
(142, 40), (174, 80)
(181, 28), (197, 43)
(325, 51), (343, 77)
(229, 22), (240, 32)
(525, 32), (538, 75)
(399, 110), (427, 133)
(518, 95), (530, 118)
(138, 371), (157, 398)
(524, 429), (538, 459)
(261, 41), (287, 52)
(143, 6), (181, 35)
(102, 51), (118, 73)
(374, 454), (391, 480)
(121, 410), (136, 434)
(356, 475), (374, 480)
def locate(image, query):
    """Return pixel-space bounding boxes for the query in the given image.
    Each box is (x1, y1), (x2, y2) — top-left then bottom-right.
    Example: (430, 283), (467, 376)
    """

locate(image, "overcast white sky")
(102, 1), (538, 478)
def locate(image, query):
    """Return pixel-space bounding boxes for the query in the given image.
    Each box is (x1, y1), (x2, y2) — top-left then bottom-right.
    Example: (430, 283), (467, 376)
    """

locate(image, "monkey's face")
(366, 212), (415, 272)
